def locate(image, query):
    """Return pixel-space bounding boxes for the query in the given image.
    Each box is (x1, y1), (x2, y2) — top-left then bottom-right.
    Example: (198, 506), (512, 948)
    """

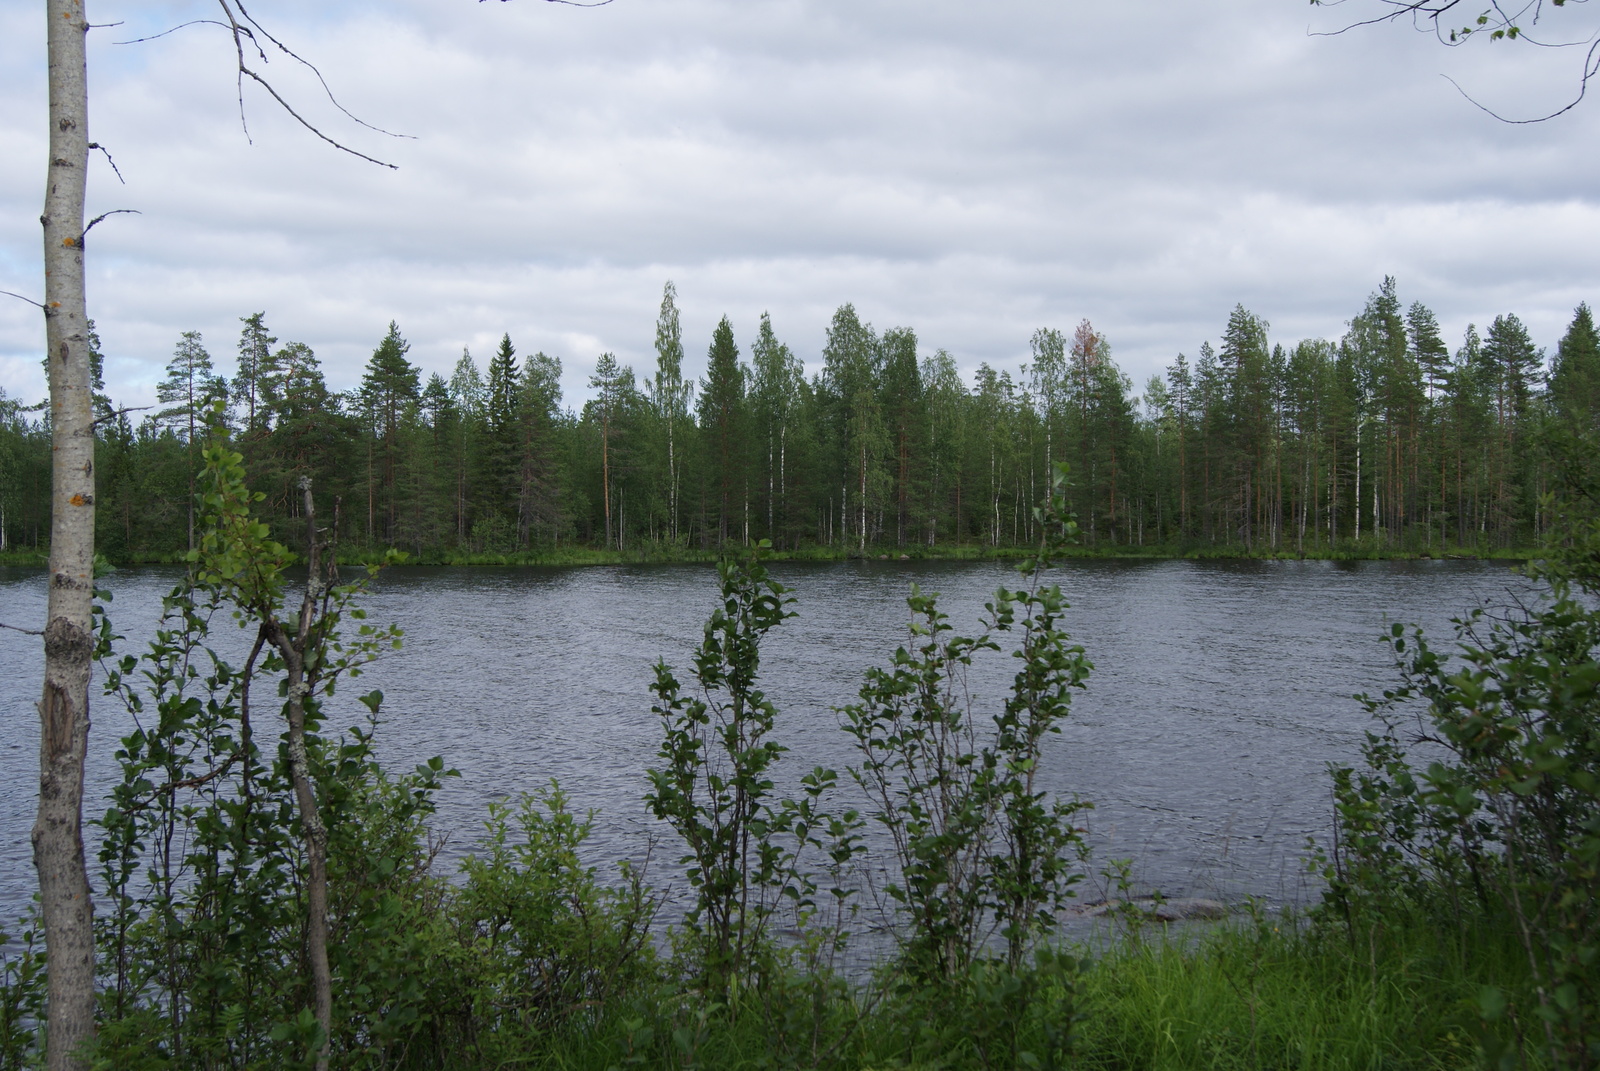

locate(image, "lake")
(0, 557), (1535, 930)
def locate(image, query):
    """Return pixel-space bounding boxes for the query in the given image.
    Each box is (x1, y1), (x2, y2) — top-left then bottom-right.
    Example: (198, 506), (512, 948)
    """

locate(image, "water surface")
(0, 557), (1534, 927)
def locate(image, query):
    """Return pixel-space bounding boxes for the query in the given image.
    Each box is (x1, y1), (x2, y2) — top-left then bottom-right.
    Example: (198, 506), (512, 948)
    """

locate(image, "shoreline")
(0, 543), (1536, 569)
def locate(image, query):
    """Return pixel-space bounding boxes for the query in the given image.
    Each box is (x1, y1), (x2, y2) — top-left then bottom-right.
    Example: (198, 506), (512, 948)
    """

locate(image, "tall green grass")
(484, 905), (1534, 1071)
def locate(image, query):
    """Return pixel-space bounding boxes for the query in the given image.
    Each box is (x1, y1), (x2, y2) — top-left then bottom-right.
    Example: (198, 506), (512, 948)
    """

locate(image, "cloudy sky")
(2, 0), (1598, 410)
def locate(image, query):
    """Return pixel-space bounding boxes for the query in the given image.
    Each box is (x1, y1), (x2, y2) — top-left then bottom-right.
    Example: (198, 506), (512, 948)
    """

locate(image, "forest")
(2, 276), (1598, 562)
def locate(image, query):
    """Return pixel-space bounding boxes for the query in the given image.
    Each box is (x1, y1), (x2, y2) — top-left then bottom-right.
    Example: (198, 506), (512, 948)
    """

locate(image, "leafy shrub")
(842, 463), (1091, 980)
(452, 783), (659, 1048)
(1321, 464), (1600, 1069)
(646, 543), (862, 994)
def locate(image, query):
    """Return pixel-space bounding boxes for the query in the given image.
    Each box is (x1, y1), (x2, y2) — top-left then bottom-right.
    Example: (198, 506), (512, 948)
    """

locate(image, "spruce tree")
(698, 316), (747, 545)
(485, 333), (522, 517)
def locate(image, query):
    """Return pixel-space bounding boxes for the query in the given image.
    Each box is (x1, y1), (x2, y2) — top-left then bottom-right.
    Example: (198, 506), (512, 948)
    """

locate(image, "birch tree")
(36, 3), (97, 1066)
(32, 6), (406, 1067)
(648, 281), (692, 542)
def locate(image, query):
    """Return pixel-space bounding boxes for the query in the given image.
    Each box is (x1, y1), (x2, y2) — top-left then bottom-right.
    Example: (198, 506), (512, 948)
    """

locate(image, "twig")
(87, 143), (127, 184)
(164, 749), (244, 792)
(0, 289), (45, 310)
(0, 622), (45, 636)
(1443, 36), (1600, 121)
(83, 209), (141, 239)
(114, 19), (231, 45)
(92, 405), (153, 428)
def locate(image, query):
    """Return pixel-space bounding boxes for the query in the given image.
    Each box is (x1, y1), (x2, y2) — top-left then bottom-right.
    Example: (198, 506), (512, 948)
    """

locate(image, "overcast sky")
(2, 0), (1598, 410)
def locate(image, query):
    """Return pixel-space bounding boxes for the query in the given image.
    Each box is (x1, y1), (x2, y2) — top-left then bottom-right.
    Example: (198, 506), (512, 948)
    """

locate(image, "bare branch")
(82, 208), (141, 238)
(0, 622), (45, 636)
(1443, 37), (1599, 119)
(91, 405), (153, 429)
(236, 66), (400, 168)
(1308, 0), (1470, 39)
(164, 750), (244, 792)
(114, 19), (232, 46)
(86, 142), (126, 184)
(228, 0), (414, 140)
(212, 0), (400, 168)
(0, 289), (45, 310)
(1311, 0), (1599, 119)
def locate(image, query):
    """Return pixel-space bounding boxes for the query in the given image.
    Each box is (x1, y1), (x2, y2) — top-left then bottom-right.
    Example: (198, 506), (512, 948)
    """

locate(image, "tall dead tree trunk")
(36, 2), (97, 1069)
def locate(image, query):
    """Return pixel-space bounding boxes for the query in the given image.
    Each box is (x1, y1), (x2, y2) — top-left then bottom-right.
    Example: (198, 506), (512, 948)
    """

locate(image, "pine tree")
(265, 341), (345, 539)
(1405, 301), (1452, 545)
(154, 331), (219, 549)
(1407, 301), (1450, 399)
(235, 312), (278, 433)
(359, 321), (419, 543)
(1482, 313), (1544, 543)
(1483, 313), (1542, 428)
(1219, 305), (1273, 548)
(1549, 302), (1600, 427)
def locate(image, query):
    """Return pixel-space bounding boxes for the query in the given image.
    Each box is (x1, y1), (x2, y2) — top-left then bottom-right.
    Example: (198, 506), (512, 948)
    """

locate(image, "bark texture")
(263, 478), (333, 1071)
(36, 2), (97, 1069)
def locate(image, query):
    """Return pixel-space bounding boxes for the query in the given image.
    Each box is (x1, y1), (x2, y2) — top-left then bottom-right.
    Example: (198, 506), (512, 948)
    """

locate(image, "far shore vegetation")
(3, 279), (1597, 570)
(0, 540), (1540, 570)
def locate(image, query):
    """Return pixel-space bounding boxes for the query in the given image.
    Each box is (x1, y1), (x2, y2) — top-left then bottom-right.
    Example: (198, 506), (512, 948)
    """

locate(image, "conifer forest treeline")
(2, 277), (1598, 561)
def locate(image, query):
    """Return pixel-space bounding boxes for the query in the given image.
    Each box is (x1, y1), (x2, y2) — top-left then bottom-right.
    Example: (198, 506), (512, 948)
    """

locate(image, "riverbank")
(0, 541), (1536, 569)
(427, 903), (1524, 1071)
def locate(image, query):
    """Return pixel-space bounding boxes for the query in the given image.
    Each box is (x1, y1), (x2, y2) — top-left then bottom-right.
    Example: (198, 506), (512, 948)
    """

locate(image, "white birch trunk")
(37, 2), (97, 1068)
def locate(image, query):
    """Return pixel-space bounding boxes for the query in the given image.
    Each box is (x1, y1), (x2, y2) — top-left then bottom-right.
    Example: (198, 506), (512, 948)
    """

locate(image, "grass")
(1072, 916), (1497, 1071)
(501, 907), (1534, 1071)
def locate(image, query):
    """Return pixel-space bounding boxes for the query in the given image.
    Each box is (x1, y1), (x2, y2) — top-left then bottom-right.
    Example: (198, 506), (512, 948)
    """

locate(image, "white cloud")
(2, 0), (1597, 411)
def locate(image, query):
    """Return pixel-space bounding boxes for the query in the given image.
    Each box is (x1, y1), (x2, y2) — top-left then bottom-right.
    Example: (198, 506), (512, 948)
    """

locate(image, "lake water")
(0, 557), (1536, 931)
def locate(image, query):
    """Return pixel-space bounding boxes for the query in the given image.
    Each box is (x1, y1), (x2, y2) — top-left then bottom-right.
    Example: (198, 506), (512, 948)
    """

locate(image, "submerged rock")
(1065, 897), (1229, 922)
